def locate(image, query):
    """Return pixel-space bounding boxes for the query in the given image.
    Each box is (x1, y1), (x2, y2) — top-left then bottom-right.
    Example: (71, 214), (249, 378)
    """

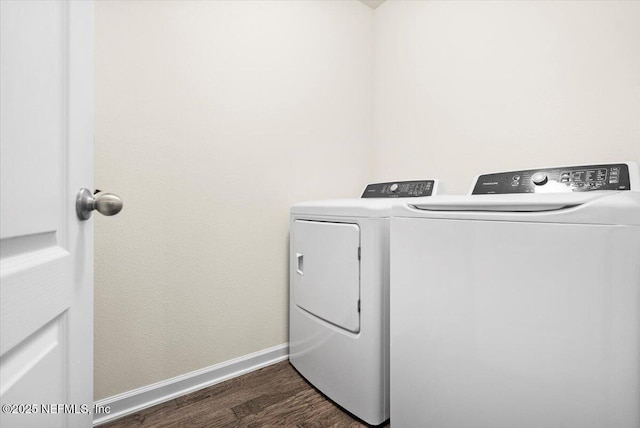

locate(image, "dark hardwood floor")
(99, 361), (389, 427)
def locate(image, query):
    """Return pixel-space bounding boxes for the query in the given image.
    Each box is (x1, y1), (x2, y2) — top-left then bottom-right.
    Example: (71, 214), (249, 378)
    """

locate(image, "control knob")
(531, 172), (548, 186)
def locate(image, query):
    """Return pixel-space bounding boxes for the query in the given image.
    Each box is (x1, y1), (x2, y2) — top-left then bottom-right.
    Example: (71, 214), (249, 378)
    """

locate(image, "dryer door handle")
(296, 253), (304, 276)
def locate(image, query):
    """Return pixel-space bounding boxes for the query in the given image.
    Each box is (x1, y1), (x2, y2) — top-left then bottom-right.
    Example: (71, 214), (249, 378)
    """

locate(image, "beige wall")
(94, 0), (373, 400)
(374, 0), (640, 193)
(96, 0), (640, 401)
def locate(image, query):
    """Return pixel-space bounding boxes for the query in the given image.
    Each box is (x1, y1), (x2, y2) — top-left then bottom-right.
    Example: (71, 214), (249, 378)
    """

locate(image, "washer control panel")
(472, 163), (632, 195)
(362, 180), (435, 198)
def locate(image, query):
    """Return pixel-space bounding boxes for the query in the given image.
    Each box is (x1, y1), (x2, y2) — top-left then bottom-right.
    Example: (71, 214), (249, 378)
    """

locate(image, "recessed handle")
(296, 253), (304, 275)
(76, 188), (123, 220)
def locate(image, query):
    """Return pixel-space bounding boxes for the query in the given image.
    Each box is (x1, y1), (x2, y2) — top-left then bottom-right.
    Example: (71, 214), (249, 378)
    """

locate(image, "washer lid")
(412, 192), (604, 212)
(394, 191), (640, 226)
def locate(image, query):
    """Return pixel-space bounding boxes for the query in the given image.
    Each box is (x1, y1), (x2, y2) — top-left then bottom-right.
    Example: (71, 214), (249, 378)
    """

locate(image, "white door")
(292, 220), (361, 333)
(1, 1), (94, 427)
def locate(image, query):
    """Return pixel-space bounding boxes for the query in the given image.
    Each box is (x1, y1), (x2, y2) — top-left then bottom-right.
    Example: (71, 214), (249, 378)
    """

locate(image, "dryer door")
(292, 220), (360, 333)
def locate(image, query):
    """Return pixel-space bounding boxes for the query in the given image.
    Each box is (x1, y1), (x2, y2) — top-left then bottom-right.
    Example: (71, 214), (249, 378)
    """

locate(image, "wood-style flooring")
(99, 361), (390, 428)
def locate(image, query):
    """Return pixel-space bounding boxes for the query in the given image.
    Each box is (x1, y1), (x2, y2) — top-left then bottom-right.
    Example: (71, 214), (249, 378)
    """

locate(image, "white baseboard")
(93, 343), (289, 426)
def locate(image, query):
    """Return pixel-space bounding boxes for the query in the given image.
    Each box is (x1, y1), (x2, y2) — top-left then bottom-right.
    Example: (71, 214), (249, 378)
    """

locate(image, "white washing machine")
(390, 162), (640, 428)
(289, 179), (441, 425)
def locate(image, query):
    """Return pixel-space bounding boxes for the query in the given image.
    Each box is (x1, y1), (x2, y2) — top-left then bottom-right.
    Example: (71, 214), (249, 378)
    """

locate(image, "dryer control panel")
(362, 180), (435, 198)
(472, 163), (632, 195)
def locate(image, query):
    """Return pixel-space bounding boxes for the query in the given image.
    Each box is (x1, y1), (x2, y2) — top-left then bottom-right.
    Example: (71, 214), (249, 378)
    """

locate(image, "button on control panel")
(531, 172), (548, 186)
(361, 180), (435, 198)
(472, 163), (632, 195)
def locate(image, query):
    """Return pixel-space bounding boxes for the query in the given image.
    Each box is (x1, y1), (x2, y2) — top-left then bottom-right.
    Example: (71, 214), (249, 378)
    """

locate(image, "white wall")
(94, 0), (372, 400)
(374, 0), (640, 193)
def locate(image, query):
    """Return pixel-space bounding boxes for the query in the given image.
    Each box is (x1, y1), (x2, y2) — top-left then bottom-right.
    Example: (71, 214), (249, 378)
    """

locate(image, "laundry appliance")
(390, 162), (640, 428)
(289, 179), (441, 425)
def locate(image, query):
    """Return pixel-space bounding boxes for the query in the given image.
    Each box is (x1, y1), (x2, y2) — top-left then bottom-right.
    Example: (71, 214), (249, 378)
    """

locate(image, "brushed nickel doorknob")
(76, 188), (123, 220)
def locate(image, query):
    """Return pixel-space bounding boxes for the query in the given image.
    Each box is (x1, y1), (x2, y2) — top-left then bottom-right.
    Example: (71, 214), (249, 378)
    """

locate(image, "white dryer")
(390, 162), (640, 428)
(289, 180), (440, 425)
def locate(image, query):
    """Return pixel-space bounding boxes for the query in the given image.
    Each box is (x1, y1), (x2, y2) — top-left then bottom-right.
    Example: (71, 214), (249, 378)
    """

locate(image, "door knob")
(76, 188), (123, 220)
